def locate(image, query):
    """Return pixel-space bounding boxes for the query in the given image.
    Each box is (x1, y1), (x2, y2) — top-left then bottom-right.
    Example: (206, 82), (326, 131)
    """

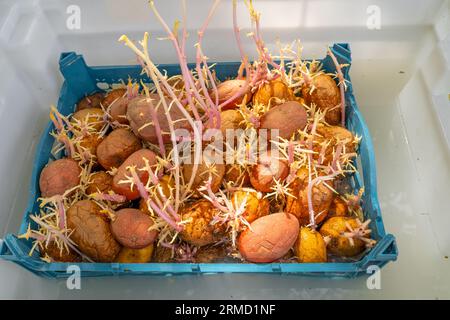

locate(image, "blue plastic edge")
(0, 43), (398, 278)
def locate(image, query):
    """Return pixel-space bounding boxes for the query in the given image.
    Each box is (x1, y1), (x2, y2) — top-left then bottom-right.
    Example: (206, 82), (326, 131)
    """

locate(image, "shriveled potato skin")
(180, 200), (225, 247)
(250, 152), (289, 193)
(231, 190), (269, 223)
(224, 165), (251, 187)
(220, 109), (245, 135)
(40, 240), (81, 263)
(182, 159), (225, 197)
(39, 158), (81, 198)
(253, 79), (295, 107)
(153, 245), (174, 263)
(238, 212), (299, 263)
(127, 95), (188, 144)
(72, 108), (105, 131)
(259, 101), (307, 140)
(195, 244), (227, 263)
(319, 217), (365, 257)
(115, 244), (154, 263)
(302, 74), (341, 125)
(67, 200), (121, 262)
(96, 128), (141, 170)
(285, 168), (333, 226)
(294, 227), (327, 263)
(328, 197), (349, 217)
(217, 79), (252, 110)
(76, 93), (104, 111)
(103, 88), (129, 124)
(86, 171), (113, 195)
(112, 149), (157, 200)
(78, 133), (103, 157)
(111, 208), (158, 249)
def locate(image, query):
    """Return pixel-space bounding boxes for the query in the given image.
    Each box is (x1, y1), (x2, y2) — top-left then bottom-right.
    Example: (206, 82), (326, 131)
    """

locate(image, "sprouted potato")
(23, 0), (377, 265)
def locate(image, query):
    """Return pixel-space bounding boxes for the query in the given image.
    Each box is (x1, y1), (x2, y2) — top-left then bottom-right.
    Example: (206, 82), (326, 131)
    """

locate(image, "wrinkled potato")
(78, 133), (103, 157)
(231, 190), (269, 223)
(294, 227), (327, 263)
(319, 216), (366, 257)
(328, 197), (349, 217)
(152, 245), (175, 263)
(40, 240), (81, 263)
(249, 151), (289, 193)
(195, 244), (227, 263)
(115, 244), (154, 263)
(111, 208), (158, 249)
(302, 73), (341, 125)
(284, 168), (334, 226)
(220, 109), (245, 136)
(96, 128), (141, 170)
(71, 108), (105, 131)
(216, 79), (252, 110)
(67, 200), (121, 262)
(238, 212), (299, 263)
(103, 88), (129, 124)
(259, 101), (307, 140)
(112, 149), (158, 200)
(252, 79), (295, 107)
(180, 200), (225, 247)
(76, 92), (104, 111)
(138, 175), (174, 215)
(127, 95), (188, 144)
(86, 171), (113, 195)
(224, 164), (251, 187)
(39, 158), (81, 198)
(182, 152), (225, 196)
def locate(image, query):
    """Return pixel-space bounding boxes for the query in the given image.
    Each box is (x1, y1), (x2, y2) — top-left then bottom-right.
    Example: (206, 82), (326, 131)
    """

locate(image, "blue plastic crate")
(0, 43), (397, 278)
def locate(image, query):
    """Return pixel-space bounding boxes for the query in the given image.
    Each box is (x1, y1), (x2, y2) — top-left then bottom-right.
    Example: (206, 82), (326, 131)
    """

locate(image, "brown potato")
(319, 217), (366, 257)
(103, 88), (129, 124)
(153, 245), (174, 263)
(71, 108), (105, 131)
(182, 152), (225, 196)
(115, 244), (154, 263)
(195, 244), (227, 263)
(67, 200), (121, 262)
(249, 151), (289, 193)
(238, 212), (299, 263)
(96, 128), (141, 170)
(111, 208), (158, 249)
(224, 164), (251, 187)
(259, 101), (307, 140)
(252, 79), (295, 106)
(76, 93), (104, 111)
(86, 171), (113, 195)
(112, 149), (157, 200)
(139, 175), (174, 214)
(39, 158), (81, 198)
(284, 168), (334, 226)
(216, 79), (252, 110)
(40, 240), (81, 263)
(127, 95), (188, 144)
(220, 109), (245, 132)
(180, 200), (225, 247)
(78, 133), (103, 157)
(294, 227), (327, 263)
(231, 190), (269, 223)
(302, 73), (341, 125)
(328, 197), (349, 218)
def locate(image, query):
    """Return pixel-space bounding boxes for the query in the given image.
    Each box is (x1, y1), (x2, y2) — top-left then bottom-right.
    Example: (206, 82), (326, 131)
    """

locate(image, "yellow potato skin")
(115, 244), (154, 263)
(231, 190), (269, 223)
(295, 227), (327, 263)
(253, 79), (295, 106)
(319, 217), (365, 257)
